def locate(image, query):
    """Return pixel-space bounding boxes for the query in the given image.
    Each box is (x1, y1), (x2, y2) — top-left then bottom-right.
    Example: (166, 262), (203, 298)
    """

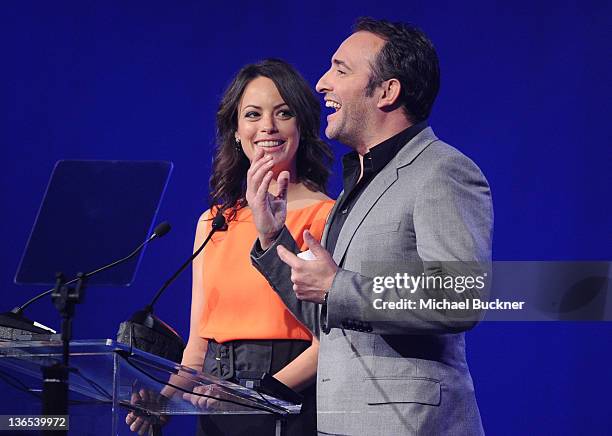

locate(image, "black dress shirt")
(325, 121), (428, 255)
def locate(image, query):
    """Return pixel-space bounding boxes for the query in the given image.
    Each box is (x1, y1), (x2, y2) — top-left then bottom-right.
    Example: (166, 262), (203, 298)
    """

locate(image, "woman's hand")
(125, 388), (170, 435)
(246, 148), (290, 250)
(182, 384), (244, 412)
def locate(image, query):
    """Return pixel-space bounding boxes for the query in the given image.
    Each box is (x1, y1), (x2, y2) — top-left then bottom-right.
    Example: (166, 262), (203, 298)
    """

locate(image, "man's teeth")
(257, 140), (283, 148)
(325, 101), (341, 111)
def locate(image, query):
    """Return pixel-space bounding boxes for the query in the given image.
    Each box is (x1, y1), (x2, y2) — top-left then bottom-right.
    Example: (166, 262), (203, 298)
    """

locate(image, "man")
(247, 17), (492, 435)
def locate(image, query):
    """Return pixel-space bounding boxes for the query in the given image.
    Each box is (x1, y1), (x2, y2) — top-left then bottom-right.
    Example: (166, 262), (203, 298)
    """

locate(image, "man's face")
(316, 31), (386, 148)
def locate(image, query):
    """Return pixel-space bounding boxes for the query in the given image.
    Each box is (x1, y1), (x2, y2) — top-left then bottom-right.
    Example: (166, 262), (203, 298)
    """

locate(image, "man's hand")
(246, 148), (289, 250)
(277, 230), (338, 303)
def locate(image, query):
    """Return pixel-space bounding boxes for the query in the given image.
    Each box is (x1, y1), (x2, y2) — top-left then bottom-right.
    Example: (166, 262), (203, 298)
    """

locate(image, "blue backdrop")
(1, 1), (610, 434)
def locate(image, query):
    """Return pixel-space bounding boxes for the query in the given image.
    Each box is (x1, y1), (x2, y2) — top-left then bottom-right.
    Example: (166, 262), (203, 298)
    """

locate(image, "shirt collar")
(341, 120), (429, 186)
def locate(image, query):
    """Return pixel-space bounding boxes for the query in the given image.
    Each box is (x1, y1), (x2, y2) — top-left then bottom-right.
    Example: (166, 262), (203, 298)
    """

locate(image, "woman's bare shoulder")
(287, 185), (333, 210)
(198, 209), (211, 222)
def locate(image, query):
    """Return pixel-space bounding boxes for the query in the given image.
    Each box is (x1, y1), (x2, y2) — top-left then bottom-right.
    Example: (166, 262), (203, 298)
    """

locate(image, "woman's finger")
(276, 171), (290, 201)
(247, 156), (274, 193)
(255, 170), (275, 202)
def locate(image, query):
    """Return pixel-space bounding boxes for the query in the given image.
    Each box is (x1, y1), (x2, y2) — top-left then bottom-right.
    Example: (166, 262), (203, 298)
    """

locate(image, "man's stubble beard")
(326, 104), (369, 150)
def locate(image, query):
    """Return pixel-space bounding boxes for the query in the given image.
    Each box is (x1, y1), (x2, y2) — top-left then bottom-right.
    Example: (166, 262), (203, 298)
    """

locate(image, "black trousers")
(196, 339), (317, 436)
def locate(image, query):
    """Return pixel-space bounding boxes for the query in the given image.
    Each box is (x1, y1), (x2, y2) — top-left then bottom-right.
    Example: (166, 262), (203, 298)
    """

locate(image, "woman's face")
(235, 76), (299, 175)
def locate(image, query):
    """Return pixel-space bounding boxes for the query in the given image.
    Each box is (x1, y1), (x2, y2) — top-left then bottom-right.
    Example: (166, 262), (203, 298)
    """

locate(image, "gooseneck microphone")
(0, 222), (171, 339)
(117, 213), (227, 362)
(149, 214), (225, 310)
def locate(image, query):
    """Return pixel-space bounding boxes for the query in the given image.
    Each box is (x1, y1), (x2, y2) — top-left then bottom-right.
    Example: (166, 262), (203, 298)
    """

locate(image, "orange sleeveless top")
(198, 200), (334, 343)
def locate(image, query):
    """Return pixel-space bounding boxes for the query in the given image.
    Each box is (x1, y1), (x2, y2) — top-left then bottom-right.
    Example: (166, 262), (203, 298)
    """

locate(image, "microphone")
(117, 213), (226, 363)
(151, 221), (171, 238)
(0, 222), (171, 340)
(149, 214), (225, 309)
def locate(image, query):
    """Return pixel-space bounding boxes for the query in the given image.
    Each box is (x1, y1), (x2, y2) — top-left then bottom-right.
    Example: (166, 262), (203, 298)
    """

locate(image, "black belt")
(204, 339), (309, 382)
(212, 340), (235, 380)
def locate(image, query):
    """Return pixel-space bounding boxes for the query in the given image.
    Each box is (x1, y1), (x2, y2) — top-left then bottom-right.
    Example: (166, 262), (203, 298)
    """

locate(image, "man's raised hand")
(276, 230), (338, 303)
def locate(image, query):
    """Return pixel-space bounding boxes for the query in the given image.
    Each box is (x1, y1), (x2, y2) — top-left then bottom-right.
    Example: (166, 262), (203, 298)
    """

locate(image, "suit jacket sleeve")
(323, 152), (494, 335)
(250, 227), (322, 337)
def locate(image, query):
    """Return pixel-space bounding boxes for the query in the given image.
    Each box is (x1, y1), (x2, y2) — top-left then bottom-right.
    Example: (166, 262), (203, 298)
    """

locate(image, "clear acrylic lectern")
(0, 339), (301, 435)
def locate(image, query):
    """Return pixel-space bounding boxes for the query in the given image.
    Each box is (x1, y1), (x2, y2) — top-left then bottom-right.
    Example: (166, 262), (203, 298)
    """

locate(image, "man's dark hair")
(354, 17), (440, 123)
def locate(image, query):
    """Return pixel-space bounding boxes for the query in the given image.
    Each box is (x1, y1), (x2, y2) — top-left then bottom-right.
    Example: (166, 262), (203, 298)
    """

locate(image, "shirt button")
(341, 208), (348, 214)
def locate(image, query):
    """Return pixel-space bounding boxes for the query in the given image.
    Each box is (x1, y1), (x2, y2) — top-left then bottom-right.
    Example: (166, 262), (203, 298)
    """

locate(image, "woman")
(129, 59), (333, 435)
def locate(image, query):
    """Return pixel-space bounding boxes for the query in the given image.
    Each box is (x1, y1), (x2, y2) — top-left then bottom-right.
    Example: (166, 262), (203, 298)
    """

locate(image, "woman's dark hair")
(209, 59), (333, 222)
(354, 17), (440, 123)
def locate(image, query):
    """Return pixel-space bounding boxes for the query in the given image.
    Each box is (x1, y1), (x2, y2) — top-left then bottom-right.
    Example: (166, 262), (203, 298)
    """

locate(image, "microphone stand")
(41, 272), (86, 436)
(2, 222), (171, 434)
(118, 213), (227, 363)
(0, 222), (171, 340)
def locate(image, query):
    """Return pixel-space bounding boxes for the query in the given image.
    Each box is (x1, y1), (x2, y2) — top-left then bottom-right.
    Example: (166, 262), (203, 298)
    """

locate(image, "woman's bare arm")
(272, 335), (319, 392)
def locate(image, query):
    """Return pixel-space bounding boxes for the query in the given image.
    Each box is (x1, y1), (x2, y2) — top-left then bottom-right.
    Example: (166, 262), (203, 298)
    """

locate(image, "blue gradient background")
(1, 1), (610, 434)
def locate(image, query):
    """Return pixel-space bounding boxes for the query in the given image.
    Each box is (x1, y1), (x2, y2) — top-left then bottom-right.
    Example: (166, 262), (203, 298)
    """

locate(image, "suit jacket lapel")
(332, 169), (398, 264)
(321, 191), (344, 249)
(331, 127), (439, 265)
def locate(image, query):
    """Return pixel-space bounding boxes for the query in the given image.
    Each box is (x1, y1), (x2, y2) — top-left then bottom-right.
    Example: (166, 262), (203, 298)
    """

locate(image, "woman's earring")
(235, 137), (242, 152)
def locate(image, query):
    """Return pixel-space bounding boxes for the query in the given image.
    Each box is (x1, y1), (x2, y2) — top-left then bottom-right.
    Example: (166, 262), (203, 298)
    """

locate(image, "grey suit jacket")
(252, 127), (493, 435)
